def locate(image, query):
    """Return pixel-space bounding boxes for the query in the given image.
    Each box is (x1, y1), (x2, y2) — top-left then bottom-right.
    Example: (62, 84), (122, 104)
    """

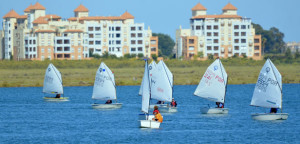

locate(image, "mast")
(268, 59), (283, 112)
(145, 59), (151, 114)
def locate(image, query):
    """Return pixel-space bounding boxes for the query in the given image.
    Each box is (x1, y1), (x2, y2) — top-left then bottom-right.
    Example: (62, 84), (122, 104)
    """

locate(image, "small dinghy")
(91, 62), (122, 109)
(43, 63), (68, 102)
(194, 58), (228, 114)
(139, 59), (161, 128)
(159, 106), (178, 113)
(250, 59), (288, 120)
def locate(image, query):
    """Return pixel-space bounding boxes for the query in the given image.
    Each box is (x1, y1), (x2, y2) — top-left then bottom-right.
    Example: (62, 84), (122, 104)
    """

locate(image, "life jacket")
(153, 109), (160, 114)
(155, 113), (163, 123)
(171, 101), (176, 106)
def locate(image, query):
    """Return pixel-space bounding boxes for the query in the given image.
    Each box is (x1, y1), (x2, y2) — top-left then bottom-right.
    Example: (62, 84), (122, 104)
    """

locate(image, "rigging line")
(219, 59), (227, 104)
(146, 60), (151, 114)
(268, 60), (282, 92)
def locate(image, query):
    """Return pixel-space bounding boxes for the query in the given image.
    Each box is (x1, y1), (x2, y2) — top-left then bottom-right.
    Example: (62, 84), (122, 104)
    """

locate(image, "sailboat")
(140, 59), (161, 128)
(194, 58), (228, 114)
(155, 60), (177, 113)
(43, 63), (68, 102)
(91, 62), (122, 109)
(250, 59), (288, 120)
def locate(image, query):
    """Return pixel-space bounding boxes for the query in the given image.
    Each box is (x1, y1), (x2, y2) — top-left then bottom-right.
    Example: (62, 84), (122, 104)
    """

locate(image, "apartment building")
(286, 42), (300, 53)
(175, 3), (262, 60)
(0, 2), (158, 60)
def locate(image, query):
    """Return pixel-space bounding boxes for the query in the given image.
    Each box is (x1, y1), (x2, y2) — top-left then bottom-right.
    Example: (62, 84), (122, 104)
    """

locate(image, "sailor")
(170, 98), (177, 107)
(55, 94), (61, 98)
(105, 100), (112, 104)
(152, 106), (163, 123)
(153, 106), (160, 114)
(270, 108), (277, 113)
(216, 102), (224, 108)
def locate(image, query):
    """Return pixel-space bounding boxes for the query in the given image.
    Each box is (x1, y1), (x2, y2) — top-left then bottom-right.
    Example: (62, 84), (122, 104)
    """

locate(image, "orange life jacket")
(155, 113), (163, 123)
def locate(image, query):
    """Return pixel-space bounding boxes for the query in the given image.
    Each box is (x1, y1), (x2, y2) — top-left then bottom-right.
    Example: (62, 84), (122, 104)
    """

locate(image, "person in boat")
(216, 102), (224, 108)
(105, 100), (112, 104)
(153, 106), (160, 114)
(170, 98), (177, 107)
(157, 101), (165, 104)
(55, 94), (61, 98)
(270, 108), (278, 113)
(152, 107), (163, 123)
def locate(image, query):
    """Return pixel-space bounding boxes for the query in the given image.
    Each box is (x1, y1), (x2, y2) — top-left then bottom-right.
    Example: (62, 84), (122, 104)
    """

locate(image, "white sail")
(92, 62), (116, 100)
(150, 60), (173, 102)
(139, 61), (156, 96)
(194, 59), (228, 103)
(141, 60), (151, 113)
(43, 63), (63, 94)
(251, 59), (282, 108)
(159, 60), (173, 87)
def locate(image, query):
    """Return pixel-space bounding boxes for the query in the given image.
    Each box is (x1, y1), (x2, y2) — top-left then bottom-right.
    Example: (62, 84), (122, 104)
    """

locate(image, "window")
(213, 46), (218, 50)
(138, 40), (143, 44)
(254, 39), (260, 43)
(95, 33), (101, 38)
(241, 32), (246, 36)
(88, 27), (94, 31)
(78, 48), (81, 52)
(116, 40), (121, 45)
(131, 27), (136, 31)
(131, 40), (136, 44)
(95, 27), (101, 31)
(64, 40), (70, 44)
(241, 25), (246, 29)
(95, 41), (101, 45)
(131, 47), (136, 51)
(241, 39), (246, 43)
(89, 34), (94, 38)
(234, 32), (239, 36)
(131, 33), (136, 38)
(116, 27), (121, 31)
(151, 47), (156, 52)
(116, 33), (121, 38)
(189, 39), (194, 44)
(207, 32), (211, 36)
(189, 46), (194, 51)
(138, 27), (142, 30)
(213, 39), (219, 43)
(213, 25), (218, 30)
(234, 46), (239, 50)
(234, 39), (239, 43)
(196, 26), (201, 30)
(207, 25), (211, 30)
(254, 46), (259, 50)
(78, 41), (81, 46)
(213, 32), (218, 36)
(116, 47), (121, 52)
(207, 46), (212, 50)
(151, 40), (156, 44)
(138, 33), (143, 37)
(234, 25), (239, 29)
(42, 48), (44, 53)
(48, 48), (51, 53)
(138, 47), (143, 51)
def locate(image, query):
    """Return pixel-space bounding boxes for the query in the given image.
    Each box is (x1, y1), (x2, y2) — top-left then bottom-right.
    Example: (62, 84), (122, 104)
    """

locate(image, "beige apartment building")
(1, 2), (158, 60)
(286, 42), (300, 53)
(175, 3), (262, 60)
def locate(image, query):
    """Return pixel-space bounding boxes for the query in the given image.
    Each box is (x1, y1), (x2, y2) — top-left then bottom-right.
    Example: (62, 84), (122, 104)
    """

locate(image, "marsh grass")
(0, 59), (299, 87)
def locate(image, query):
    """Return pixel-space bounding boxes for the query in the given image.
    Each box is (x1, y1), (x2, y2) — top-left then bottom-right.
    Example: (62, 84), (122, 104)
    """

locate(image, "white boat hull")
(159, 106), (178, 113)
(149, 104), (168, 109)
(43, 97), (69, 102)
(251, 113), (288, 121)
(140, 120), (161, 128)
(201, 107), (229, 114)
(92, 103), (122, 109)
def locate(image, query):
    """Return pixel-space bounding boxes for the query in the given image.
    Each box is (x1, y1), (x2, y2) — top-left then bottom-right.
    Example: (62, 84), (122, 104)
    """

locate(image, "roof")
(191, 3), (207, 11)
(32, 17), (48, 24)
(64, 29), (84, 33)
(44, 14), (61, 19)
(32, 2), (46, 10)
(192, 15), (242, 19)
(17, 15), (28, 19)
(222, 3), (238, 10)
(35, 29), (55, 33)
(24, 4), (34, 12)
(68, 16), (126, 21)
(74, 4), (89, 12)
(121, 11), (134, 19)
(3, 10), (19, 19)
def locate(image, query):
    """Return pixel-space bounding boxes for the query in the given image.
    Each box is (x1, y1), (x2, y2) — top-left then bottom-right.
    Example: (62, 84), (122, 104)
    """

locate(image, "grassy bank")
(0, 59), (299, 87)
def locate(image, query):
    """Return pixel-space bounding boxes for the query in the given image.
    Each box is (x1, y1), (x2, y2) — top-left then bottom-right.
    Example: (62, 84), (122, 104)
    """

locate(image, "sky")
(1, 0), (299, 42)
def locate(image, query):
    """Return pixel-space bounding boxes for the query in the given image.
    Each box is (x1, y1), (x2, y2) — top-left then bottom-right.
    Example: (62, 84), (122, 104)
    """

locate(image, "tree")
(137, 53), (144, 58)
(152, 33), (175, 57)
(151, 54), (157, 61)
(295, 49), (300, 59)
(285, 48), (292, 59)
(252, 23), (286, 54)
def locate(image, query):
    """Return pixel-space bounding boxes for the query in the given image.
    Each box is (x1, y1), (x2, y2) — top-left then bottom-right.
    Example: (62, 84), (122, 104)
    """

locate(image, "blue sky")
(1, 0), (299, 42)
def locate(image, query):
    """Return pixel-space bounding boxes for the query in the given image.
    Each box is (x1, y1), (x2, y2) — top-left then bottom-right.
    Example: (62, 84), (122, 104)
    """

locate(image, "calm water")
(0, 84), (299, 143)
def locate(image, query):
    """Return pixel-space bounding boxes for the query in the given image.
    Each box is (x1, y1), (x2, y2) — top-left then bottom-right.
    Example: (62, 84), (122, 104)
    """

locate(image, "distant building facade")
(286, 42), (300, 53)
(0, 2), (158, 60)
(175, 3), (262, 60)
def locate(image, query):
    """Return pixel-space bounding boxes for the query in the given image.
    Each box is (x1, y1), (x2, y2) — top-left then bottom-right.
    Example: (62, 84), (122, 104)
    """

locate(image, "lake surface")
(0, 84), (299, 143)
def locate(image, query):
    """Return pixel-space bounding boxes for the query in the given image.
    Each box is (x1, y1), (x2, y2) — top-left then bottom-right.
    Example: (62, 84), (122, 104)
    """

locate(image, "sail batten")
(251, 59), (282, 108)
(43, 63), (63, 94)
(92, 62), (116, 100)
(194, 59), (228, 103)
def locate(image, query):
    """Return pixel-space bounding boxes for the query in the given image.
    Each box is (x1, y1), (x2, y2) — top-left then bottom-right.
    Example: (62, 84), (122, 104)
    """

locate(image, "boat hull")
(159, 106), (178, 113)
(251, 113), (288, 121)
(149, 104), (167, 109)
(92, 103), (122, 109)
(43, 97), (69, 102)
(140, 120), (161, 128)
(201, 107), (229, 114)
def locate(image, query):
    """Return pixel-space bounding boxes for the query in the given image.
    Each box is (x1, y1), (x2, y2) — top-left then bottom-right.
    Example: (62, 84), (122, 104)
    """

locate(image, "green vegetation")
(252, 23), (286, 54)
(152, 33), (175, 57)
(0, 58), (299, 87)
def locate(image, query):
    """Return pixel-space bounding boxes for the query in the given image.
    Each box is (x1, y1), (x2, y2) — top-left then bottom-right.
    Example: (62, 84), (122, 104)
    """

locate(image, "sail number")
(256, 74), (278, 92)
(45, 76), (54, 84)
